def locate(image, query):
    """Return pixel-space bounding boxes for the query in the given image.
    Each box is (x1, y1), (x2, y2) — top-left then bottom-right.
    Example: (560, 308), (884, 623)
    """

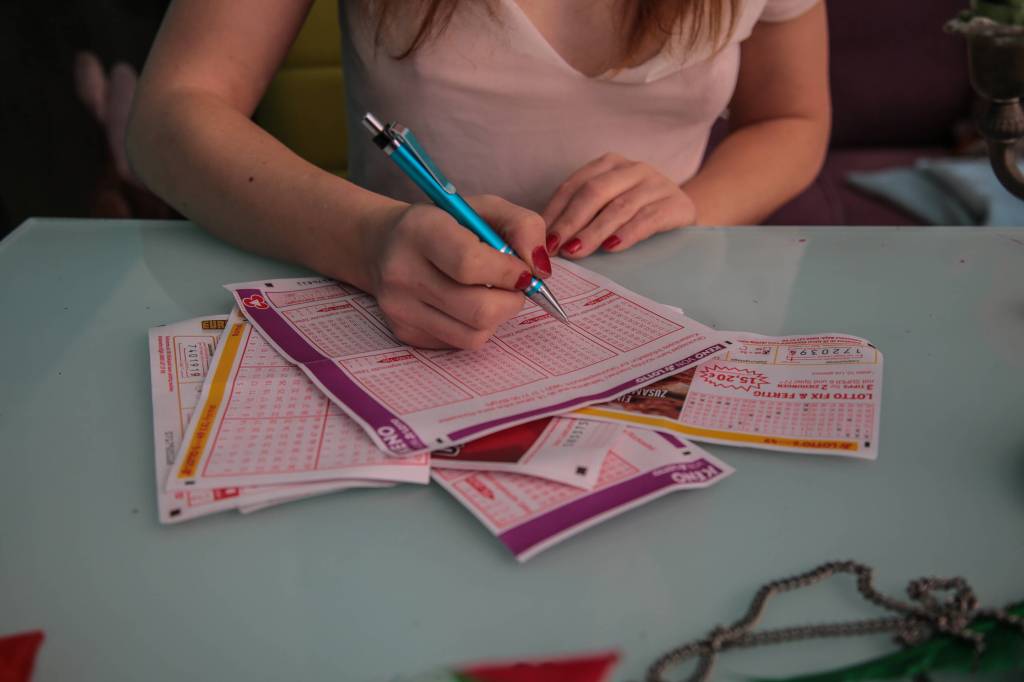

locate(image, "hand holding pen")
(363, 113), (569, 324)
(353, 113), (565, 350)
(360, 198), (553, 349)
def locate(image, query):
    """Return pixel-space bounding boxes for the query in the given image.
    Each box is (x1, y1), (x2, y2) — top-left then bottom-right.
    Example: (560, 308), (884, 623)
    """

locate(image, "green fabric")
(758, 602), (1024, 682)
(253, 0), (347, 176)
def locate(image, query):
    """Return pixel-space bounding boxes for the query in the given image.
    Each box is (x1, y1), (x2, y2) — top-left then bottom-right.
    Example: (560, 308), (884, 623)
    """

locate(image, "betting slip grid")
(573, 333), (883, 458)
(434, 428), (734, 562)
(166, 310), (430, 493)
(227, 260), (734, 455)
(679, 394), (877, 444)
(677, 334), (882, 458)
(148, 317), (374, 524)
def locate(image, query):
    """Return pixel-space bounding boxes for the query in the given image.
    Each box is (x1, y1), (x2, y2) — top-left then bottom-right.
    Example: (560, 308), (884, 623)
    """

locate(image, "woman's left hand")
(541, 153), (697, 259)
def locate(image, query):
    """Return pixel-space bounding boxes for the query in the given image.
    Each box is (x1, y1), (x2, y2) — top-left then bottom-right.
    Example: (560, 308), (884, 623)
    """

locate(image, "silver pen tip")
(528, 285), (570, 324)
(547, 298), (570, 324)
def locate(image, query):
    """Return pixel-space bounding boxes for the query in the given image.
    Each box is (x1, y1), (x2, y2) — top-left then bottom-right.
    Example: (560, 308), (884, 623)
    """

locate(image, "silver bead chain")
(644, 560), (1024, 682)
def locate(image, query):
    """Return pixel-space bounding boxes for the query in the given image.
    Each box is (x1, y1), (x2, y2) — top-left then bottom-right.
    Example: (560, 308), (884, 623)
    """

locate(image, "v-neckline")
(501, 0), (691, 83)
(502, 0), (615, 80)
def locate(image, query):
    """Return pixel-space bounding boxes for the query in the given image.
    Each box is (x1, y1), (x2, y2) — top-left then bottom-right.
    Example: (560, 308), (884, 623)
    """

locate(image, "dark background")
(0, 1), (169, 239)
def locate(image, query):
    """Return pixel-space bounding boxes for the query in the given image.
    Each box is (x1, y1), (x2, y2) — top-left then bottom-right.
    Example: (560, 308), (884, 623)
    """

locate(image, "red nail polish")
(546, 234), (560, 254)
(602, 235), (621, 251)
(532, 246), (552, 277)
(564, 238), (582, 255)
(515, 271), (533, 289)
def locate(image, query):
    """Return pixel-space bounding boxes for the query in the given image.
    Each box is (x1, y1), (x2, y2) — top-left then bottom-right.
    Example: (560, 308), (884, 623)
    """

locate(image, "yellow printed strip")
(176, 323), (245, 478)
(574, 406), (861, 452)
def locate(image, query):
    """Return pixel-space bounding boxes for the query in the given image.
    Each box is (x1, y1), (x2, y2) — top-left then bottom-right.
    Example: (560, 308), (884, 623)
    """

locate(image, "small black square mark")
(575, 466), (588, 476)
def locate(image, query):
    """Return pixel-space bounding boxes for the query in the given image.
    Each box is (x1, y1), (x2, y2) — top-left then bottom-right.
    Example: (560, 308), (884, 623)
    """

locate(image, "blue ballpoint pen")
(361, 112), (569, 323)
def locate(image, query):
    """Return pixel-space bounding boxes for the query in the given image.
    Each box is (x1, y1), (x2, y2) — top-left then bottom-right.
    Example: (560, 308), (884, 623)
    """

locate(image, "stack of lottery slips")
(214, 259), (738, 558)
(147, 257), (737, 562)
(149, 311), (429, 524)
(147, 312), (731, 556)
(148, 256), (881, 562)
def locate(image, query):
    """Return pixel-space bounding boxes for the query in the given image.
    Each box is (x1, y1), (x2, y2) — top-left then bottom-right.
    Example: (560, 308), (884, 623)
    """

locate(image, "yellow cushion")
(254, 0), (347, 176)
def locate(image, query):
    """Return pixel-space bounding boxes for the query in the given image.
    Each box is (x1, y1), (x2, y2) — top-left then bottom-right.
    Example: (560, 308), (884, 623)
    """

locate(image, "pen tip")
(527, 285), (569, 323)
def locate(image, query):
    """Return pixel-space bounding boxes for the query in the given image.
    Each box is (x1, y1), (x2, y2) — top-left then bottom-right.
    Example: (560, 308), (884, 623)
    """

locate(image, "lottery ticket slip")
(576, 333), (883, 459)
(226, 259), (733, 455)
(236, 483), (386, 514)
(431, 417), (623, 489)
(165, 310), (430, 492)
(433, 428), (734, 562)
(149, 317), (378, 524)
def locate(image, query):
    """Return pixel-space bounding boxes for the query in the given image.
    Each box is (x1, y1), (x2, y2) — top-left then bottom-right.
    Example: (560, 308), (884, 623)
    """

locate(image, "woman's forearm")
(682, 115), (829, 226)
(126, 87), (402, 289)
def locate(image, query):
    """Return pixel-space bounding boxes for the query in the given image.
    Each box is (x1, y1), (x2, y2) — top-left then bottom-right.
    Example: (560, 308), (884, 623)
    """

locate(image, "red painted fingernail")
(515, 270), (533, 289)
(602, 235), (621, 251)
(564, 238), (582, 255)
(532, 246), (552, 277)
(546, 233), (560, 254)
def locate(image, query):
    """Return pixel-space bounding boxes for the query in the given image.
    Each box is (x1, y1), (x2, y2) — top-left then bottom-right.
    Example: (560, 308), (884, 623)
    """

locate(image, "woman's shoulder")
(758, 0), (822, 24)
(730, 0), (821, 44)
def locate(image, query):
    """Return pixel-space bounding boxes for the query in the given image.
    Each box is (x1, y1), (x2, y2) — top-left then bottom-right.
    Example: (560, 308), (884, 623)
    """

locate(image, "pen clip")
(389, 124), (456, 195)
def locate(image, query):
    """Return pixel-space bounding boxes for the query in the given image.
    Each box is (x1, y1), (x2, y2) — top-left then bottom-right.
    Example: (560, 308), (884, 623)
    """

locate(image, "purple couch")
(764, 0), (974, 226)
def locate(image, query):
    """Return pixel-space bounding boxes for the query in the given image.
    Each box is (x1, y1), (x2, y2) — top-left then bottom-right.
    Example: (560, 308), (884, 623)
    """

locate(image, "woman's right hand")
(356, 194), (552, 350)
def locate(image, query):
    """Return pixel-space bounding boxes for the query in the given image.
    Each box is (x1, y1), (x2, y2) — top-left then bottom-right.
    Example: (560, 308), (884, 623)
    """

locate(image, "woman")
(127, 0), (830, 349)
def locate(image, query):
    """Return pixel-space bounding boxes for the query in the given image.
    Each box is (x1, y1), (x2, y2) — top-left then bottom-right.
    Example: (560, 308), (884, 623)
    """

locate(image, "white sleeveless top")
(340, 0), (820, 212)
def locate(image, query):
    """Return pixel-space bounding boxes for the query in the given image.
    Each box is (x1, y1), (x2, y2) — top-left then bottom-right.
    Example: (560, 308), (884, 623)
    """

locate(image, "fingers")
(602, 197), (686, 253)
(545, 160), (650, 256)
(384, 299), (492, 350)
(414, 263), (524, 334)
(385, 319), (450, 350)
(402, 206), (532, 291)
(539, 154), (699, 258)
(559, 181), (664, 258)
(540, 153), (629, 234)
(381, 281), (519, 350)
(374, 206), (527, 350)
(467, 194), (551, 278)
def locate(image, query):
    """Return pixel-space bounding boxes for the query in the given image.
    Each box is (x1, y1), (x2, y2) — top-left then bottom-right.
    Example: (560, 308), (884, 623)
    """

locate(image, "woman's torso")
(339, 0), (804, 212)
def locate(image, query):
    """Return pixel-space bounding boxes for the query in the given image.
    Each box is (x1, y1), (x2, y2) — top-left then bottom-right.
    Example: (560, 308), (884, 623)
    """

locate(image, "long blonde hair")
(372, 0), (740, 65)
